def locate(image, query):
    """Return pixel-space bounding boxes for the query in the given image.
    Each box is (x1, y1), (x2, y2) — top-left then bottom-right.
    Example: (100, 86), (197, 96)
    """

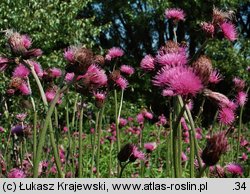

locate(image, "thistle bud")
(117, 143), (134, 162)
(201, 132), (228, 166)
(94, 55), (105, 66)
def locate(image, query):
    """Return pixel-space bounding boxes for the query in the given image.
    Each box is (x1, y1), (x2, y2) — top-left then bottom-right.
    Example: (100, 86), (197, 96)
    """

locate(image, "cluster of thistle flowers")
(140, 8), (248, 176)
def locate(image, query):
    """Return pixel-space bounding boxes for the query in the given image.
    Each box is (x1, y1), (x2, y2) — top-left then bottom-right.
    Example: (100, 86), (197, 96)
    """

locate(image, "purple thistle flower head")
(233, 77), (245, 91)
(19, 82), (31, 95)
(115, 76), (128, 90)
(226, 163), (244, 176)
(236, 91), (248, 107)
(8, 168), (26, 178)
(105, 47), (124, 60)
(129, 145), (145, 162)
(12, 64), (30, 78)
(144, 142), (157, 153)
(220, 22), (237, 41)
(218, 107), (235, 125)
(120, 65), (135, 75)
(165, 8), (185, 21)
(153, 66), (203, 97)
(201, 22), (215, 36)
(155, 52), (187, 67)
(65, 72), (75, 83)
(140, 54), (155, 71)
(209, 70), (223, 84)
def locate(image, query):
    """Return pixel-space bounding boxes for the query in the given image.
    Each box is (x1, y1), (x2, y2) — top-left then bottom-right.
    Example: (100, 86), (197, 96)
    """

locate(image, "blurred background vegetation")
(0, 0), (249, 124)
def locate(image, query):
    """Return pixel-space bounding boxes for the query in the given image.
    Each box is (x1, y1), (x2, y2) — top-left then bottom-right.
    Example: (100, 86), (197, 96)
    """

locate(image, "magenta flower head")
(140, 54), (155, 71)
(119, 118), (128, 127)
(233, 77), (245, 91)
(105, 47), (124, 61)
(209, 70), (223, 84)
(142, 110), (153, 120)
(136, 113), (144, 124)
(165, 8), (185, 22)
(48, 67), (62, 78)
(81, 64), (107, 90)
(144, 142), (157, 153)
(19, 82), (31, 95)
(201, 22), (215, 37)
(93, 91), (106, 108)
(120, 65), (135, 75)
(0, 56), (9, 72)
(218, 107), (235, 125)
(129, 145), (145, 162)
(226, 163), (244, 176)
(65, 72), (75, 83)
(115, 76), (128, 90)
(153, 66), (203, 97)
(64, 46), (76, 63)
(29, 61), (43, 77)
(220, 22), (237, 41)
(236, 91), (248, 107)
(8, 168), (26, 178)
(12, 64), (30, 78)
(156, 52), (187, 67)
(201, 132), (229, 166)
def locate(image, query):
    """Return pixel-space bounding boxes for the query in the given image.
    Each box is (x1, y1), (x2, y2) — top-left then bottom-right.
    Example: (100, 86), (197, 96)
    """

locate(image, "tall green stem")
(96, 106), (105, 178)
(78, 97), (84, 177)
(236, 87), (249, 162)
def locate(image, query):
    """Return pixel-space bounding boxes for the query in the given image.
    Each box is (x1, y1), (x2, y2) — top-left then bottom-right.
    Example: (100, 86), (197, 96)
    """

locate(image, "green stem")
(96, 106), (105, 178)
(114, 90), (121, 175)
(90, 111), (100, 178)
(33, 85), (68, 178)
(108, 142), (114, 177)
(236, 87), (249, 162)
(119, 161), (130, 178)
(78, 97), (84, 178)
(197, 165), (207, 178)
(189, 130), (195, 177)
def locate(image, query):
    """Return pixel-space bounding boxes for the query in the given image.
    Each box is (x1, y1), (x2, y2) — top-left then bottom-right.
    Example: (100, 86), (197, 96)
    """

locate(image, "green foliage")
(0, 0), (108, 67)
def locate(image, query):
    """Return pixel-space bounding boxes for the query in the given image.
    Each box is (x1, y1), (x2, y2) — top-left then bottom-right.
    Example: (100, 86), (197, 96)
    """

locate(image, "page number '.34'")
(233, 182), (246, 191)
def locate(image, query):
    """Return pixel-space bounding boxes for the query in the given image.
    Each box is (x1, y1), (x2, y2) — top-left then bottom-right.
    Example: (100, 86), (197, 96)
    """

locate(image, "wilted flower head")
(212, 8), (234, 24)
(12, 64), (30, 78)
(8, 168), (26, 178)
(192, 55), (213, 85)
(105, 47), (124, 60)
(209, 70), (223, 84)
(140, 54), (155, 71)
(201, 132), (228, 166)
(220, 22), (237, 41)
(65, 47), (94, 74)
(236, 91), (248, 107)
(225, 163), (243, 176)
(79, 64), (107, 90)
(153, 66), (203, 97)
(120, 65), (134, 75)
(144, 142), (157, 153)
(165, 8), (185, 21)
